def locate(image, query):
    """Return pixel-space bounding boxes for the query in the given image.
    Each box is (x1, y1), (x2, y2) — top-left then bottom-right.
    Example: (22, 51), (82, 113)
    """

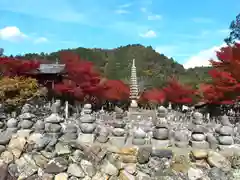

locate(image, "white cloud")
(140, 30), (156, 38)
(115, 9), (129, 14)
(183, 43), (226, 69)
(140, 7), (147, 13)
(148, 14), (162, 20)
(34, 37), (48, 44)
(0, 26), (27, 42)
(118, 3), (132, 8)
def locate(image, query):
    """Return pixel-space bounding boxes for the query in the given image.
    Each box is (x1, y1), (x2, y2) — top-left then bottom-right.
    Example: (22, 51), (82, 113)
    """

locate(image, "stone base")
(218, 144), (234, 151)
(175, 141), (189, 148)
(152, 139), (170, 148)
(132, 138), (145, 145)
(191, 140), (209, 149)
(109, 136), (126, 147)
(96, 135), (109, 143)
(76, 133), (95, 144)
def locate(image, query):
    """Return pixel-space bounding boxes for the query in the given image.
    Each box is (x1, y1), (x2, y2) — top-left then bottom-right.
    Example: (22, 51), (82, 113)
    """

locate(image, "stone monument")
(129, 59), (139, 111)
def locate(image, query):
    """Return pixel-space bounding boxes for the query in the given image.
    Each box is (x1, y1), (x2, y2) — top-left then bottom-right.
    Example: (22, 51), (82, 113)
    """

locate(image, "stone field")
(0, 102), (239, 179)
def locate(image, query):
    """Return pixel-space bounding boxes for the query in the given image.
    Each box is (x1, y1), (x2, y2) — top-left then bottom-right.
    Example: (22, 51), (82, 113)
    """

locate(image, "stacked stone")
(132, 125), (146, 145)
(152, 106), (170, 147)
(44, 102), (64, 151)
(217, 115), (234, 150)
(190, 112), (209, 149)
(60, 124), (78, 143)
(18, 111), (36, 131)
(77, 104), (96, 144)
(109, 111), (127, 147)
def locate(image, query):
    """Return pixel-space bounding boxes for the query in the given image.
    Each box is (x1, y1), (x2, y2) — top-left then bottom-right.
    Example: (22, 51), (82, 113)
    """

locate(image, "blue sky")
(0, 0), (239, 68)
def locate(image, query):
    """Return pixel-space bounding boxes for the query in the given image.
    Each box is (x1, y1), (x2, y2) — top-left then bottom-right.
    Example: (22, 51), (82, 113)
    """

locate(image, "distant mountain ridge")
(14, 44), (212, 89)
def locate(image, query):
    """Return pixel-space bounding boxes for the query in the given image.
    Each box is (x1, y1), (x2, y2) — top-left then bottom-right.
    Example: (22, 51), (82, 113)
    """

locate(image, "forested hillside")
(14, 44), (211, 89)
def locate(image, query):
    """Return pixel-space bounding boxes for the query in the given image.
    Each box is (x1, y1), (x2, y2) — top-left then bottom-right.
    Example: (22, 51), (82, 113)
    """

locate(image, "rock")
(18, 113), (36, 120)
(45, 113), (63, 123)
(44, 157), (68, 174)
(119, 170), (135, 180)
(219, 126), (233, 135)
(7, 118), (18, 128)
(208, 167), (229, 180)
(112, 128), (125, 136)
(8, 163), (19, 177)
(8, 135), (27, 158)
(45, 123), (62, 133)
(119, 147), (138, 155)
(218, 136), (234, 145)
(0, 163), (8, 180)
(151, 148), (173, 158)
(101, 160), (118, 176)
(67, 163), (85, 178)
(0, 133), (11, 145)
(137, 148), (151, 164)
(0, 145), (5, 154)
(80, 160), (96, 177)
(54, 173), (68, 180)
(20, 120), (34, 129)
(152, 127), (169, 140)
(124, 163), (137, 175)
(1, 151), (14, 164)
(191, 149), (208, 159)
(133, 127), (146, 138)
(187, 167), (204, 180)
(207, 151), (231, 171)
(120, 155), (137, 163)
(191, 133), (206, 141)
(15, 154), (38, 179)
(55, 142), (71, 155)
(32, 153), (48, 168)
(136, 171), (151, 180)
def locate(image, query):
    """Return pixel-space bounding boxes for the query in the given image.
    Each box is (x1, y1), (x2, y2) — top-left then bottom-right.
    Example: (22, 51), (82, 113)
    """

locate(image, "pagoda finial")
(132, 59), (135, 67)
(56, 58), (59, 64)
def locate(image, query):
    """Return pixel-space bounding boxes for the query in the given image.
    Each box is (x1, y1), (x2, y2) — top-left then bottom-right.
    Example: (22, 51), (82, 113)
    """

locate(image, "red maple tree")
(0, 57), (40, 77)
(139, 88), (165, 104)
(200, 43), (240, 104)
(54, 51), (130, 104)
(162, 78), (197, 104)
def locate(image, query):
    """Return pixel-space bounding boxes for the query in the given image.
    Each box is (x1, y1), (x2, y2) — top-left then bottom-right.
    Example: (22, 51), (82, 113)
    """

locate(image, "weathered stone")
(151, 148), (173, 159)
(137, 147), (151, 164)
(8, 136), (27, 158)
(207, 151), (231, 171)
(101, 160), (118, 176)
(1, 151), (14, 164)
(79, 123), (96, 133)
(80, 159), (96, 177)
(191, 149), (208, 159)
(152, 127), (169, 140)
(187, 167), (204, 180)
(44, 157), (68, 174)
(54, 173), (68, 180)
(55, 142), (71, 155)
(67, 163), (85, 178)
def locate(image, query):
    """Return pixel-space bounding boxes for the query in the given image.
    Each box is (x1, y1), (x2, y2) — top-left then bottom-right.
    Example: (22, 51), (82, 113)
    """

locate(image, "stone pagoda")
(129, 59), (139, 110)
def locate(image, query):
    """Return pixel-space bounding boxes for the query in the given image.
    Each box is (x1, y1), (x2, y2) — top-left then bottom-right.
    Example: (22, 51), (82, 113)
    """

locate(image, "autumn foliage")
(199, 43), (240, 104)
(0, 77), (40, 106)
(1, 43), (239, 106)
(0, 57), (40, 77)
(53, 51), (130, 103)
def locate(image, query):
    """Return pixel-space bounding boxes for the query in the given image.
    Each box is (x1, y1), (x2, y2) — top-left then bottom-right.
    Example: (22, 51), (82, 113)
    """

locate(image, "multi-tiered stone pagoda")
(129, 59), (139, 110)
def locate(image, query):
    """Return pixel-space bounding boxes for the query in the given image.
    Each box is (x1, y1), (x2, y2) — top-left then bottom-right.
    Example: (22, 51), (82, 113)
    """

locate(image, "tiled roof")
(39, 64), (65, 74)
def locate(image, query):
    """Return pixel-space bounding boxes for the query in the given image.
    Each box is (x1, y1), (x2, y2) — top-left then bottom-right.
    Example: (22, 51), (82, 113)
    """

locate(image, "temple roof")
(38, 64), (66, 74)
